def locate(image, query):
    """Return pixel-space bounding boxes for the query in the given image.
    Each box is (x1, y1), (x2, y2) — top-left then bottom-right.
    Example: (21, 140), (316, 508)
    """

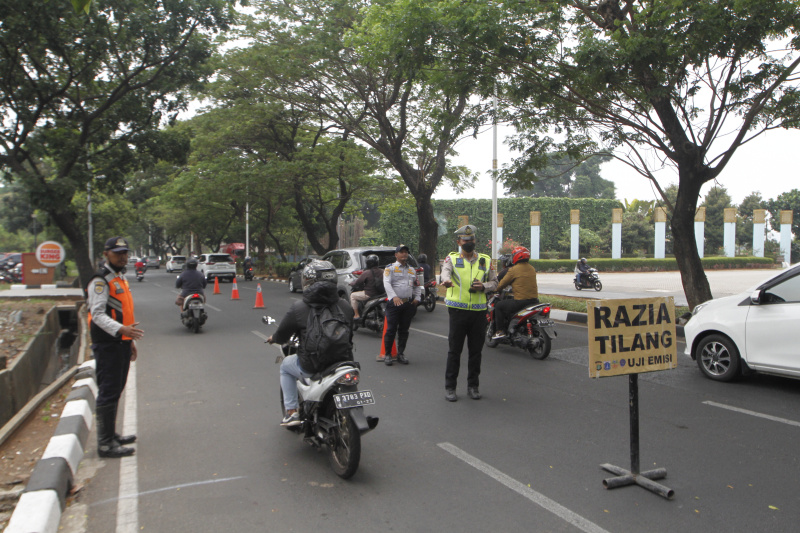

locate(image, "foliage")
(737, 192), (768, 247)
(767, 189), (800, 236)
(701, 186), (733, 255)
(530, 256), (774, 273)
(506, 154), (615, 199)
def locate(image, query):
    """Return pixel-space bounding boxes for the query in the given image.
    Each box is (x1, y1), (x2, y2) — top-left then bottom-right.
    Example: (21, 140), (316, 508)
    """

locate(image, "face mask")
(461, 242), (476, 253)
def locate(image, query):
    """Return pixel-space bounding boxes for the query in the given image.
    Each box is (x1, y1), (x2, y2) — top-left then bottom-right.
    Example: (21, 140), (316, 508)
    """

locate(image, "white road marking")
(95, 476), (246, 506)
(438, 443), (610, 533)
(409, 327), (448, 339)
(252, 330), (270, 342)
(703, 401), (800, 427)
(116, 361), (138, 533)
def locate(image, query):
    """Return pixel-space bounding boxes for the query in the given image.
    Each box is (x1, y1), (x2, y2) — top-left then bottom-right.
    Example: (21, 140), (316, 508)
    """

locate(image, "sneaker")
(492, 331), (507, 340)
(467, 387), (481, 400)
(445, 389), (457, 402)
(281, 411), (301, 427)
(384, 354), (393, 366)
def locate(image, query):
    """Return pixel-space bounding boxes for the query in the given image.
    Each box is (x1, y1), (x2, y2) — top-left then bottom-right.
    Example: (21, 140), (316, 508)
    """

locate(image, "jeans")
(280, 354), (313, 410)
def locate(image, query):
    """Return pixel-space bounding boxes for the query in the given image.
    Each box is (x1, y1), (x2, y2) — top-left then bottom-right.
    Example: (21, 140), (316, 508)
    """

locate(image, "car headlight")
(691, 303), (707, 316)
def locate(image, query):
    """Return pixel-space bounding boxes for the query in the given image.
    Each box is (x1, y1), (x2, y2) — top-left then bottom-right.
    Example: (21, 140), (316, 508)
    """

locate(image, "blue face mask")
(461, 242), (476, 253)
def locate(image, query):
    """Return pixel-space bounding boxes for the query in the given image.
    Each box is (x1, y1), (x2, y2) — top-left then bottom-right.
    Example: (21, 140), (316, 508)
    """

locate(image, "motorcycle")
(574, 268), (602, 291)
(244, 265), (254, 281)
(352, 294), (388, 333)
(264, 316), (379, 479)
(135, 266), (146, 282)
(421, 279), (437, 312)
(0, 266), (22, 284)
(181, 293), (207, 333)
(484, 288), (557, 359)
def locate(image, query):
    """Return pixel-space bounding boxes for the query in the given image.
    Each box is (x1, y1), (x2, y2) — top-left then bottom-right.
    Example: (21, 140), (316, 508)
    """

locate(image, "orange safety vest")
(88, 269), (136, 342)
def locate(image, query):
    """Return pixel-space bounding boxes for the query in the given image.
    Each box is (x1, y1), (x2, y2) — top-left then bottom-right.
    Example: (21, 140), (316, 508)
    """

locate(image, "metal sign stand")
(600, 374), (674, 499)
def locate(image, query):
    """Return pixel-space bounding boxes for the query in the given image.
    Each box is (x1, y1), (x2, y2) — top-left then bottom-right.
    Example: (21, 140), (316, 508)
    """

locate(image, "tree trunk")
(415, 194), (439, 264)
(49, 208), (94, 288)
(670, 172), (713, 309)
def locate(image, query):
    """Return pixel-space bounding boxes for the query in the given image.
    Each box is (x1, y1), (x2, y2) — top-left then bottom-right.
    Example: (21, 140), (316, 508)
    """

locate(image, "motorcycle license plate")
(333, 390), (375, 409)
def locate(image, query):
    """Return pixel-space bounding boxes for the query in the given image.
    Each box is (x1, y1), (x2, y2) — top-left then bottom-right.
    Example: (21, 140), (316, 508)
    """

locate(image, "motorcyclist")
(243, 256), (254, 275)
(267, 260), (355, 426)
(175, 258), (207, 308)
(496, 254), (512, 282)
(491, 246), (539, 340)
(349, 254), (384, 320)
(134, 258), (146, 275)
(575, 257), (590, 286)
(417, 254), (434, 283)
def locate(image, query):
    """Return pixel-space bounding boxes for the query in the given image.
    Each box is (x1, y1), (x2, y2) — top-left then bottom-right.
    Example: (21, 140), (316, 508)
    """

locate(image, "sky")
(436, 125), (800, 206)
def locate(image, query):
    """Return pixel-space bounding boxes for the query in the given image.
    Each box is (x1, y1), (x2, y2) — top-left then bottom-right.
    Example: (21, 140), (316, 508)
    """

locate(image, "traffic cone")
(231, 278), (240, 300)
(254, 283), (265, 308)
(377, 316), (398, 361)
(213, 277), (221, 294)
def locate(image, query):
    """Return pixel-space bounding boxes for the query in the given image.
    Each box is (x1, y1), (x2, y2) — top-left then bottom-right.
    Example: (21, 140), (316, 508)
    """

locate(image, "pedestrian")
(491, 246), (539, 340)
(439, 225), (498, 401)
(382, 244), (422, 365)
(85, 237), (145, 457)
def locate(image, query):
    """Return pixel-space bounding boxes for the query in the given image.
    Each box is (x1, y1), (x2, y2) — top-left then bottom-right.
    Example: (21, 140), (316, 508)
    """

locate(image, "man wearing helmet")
(175, 257), (207, 307)
(491, 246), (539, 340)
(267, 260), (354, 426)
(349, 254), (384, 320)
(417, 253), (433, 284)
(575, 257), (590, 287)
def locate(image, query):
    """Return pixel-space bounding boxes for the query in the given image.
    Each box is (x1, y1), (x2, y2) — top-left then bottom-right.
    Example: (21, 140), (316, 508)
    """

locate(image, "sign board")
(612, 208), (623, 224)
(36, 241), (65, 267)
(588, 297), (677, 378)
(529, 211), (541, 226)
(570, 209), (580, 225)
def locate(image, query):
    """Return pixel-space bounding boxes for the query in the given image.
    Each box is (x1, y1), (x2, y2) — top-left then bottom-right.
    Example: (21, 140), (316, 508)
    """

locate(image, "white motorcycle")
(264, 316), (379, 479)
(181, 293), (207, 333)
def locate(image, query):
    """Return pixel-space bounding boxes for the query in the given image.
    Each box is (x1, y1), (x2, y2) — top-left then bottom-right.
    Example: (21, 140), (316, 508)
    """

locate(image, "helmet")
(580, 257), (587, 263)
(417, 253), (427, 264)
(186, 258), (198, 269)
(511, 246), (531, 265)
(365, 254), (379, 269)
(499, 254), (512, 268)
(301, 260), (337, 288)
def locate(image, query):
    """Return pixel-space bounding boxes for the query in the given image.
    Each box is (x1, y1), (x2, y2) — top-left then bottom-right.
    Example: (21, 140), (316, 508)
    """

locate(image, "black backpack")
(305, 303), (352, 370)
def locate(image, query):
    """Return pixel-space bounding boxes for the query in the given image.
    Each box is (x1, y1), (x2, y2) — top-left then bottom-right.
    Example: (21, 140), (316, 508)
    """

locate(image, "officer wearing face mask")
(439, 225), (498, 402)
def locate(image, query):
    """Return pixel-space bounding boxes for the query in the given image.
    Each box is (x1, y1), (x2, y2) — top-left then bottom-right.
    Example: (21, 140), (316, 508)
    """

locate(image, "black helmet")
(417, 253), (427, 264)
(186, 258), (198, 269)
(365, 254), (379, 269)
(301, 260), (337, 289)
(580, 257), (587, 263)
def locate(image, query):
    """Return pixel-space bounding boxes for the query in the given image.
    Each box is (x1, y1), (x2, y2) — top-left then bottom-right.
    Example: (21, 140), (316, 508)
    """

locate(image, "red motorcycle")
(485, 288), (556, 359)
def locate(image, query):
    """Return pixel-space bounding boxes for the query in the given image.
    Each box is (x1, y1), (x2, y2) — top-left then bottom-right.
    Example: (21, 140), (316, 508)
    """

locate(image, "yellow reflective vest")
(444, 251), (492, 311)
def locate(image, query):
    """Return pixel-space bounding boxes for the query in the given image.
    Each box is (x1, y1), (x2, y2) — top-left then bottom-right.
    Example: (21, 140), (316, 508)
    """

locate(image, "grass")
(541, 293), (690, 317)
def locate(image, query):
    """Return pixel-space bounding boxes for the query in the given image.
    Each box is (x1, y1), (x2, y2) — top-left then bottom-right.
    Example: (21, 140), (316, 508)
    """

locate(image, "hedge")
(529, 256), (775, 273)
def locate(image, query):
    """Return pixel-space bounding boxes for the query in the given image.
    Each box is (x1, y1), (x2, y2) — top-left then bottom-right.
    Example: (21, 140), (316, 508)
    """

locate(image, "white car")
(166, 255), (186, 273)
(684, 263), (800, 382)
(198, 253), (236, 282)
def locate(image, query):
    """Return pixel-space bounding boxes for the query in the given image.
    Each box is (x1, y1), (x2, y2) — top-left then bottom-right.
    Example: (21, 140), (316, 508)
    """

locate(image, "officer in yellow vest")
(440, 225), (498, 401)
(86, 237), (144, 458)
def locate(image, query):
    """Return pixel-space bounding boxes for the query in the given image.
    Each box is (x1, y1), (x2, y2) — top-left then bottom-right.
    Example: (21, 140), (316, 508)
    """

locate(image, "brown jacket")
(496, 262), (538, 300)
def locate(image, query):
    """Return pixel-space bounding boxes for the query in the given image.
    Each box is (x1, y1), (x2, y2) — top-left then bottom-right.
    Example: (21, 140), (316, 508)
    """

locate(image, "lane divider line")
(438, 442), (610, 533)
(703, 401), (800, 428)
(116, 361), (139, 533)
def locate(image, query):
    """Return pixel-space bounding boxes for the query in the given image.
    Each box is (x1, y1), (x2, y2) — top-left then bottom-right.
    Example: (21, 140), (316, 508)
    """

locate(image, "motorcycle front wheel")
(593, 280), (603, 291)
(326, 403), (361, 479)
(424, 292), (436, 312)
(484, 319), (499, 348)
(574, 281), (581, 290)
(527, 331), (551, 360)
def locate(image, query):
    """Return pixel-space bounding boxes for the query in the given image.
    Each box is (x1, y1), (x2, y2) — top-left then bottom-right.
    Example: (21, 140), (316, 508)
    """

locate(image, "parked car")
(145, 256), (160, 269)
(166, 255), (186, 273)
(684, 263), (800, 382)
(0, 253), (22, 269)
(320, 246), (422, 298)
(127, 256), (140, 267)
(198, 253), (236, 282)
(287, 256), (319, 293)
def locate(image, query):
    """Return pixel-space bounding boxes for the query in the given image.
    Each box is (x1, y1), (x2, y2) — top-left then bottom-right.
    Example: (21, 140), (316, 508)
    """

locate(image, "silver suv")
(320, 246), (421, 298)
(198, 253), (236, 282)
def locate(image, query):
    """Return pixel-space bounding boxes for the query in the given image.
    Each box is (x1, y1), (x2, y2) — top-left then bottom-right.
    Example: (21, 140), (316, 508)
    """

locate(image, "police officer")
(86, 237), (145, 458)
(440, 225), (498, 401)
(382, 244), (422, 365)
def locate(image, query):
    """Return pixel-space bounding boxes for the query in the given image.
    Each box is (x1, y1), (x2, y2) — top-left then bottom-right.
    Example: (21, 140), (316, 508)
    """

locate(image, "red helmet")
(511, 246), (530, 265)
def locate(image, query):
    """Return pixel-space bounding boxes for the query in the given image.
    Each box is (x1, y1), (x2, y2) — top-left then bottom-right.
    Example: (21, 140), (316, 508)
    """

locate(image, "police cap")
(454, 224), (477, 241)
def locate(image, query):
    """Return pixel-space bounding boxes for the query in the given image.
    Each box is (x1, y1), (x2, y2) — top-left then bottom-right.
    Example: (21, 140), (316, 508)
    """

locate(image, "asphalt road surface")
(70, 269), (800, 533)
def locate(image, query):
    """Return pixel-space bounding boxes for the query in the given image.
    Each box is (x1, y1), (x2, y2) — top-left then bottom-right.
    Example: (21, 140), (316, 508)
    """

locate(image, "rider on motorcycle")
(575, 257), (590, 286)
(491, 246), (540, 340)
(134, 258), (146, 275)
(417, 254), (434, 283)
(349, 254), (383, 321)
(175, 258), (207, 308)
(243, 256), (254, 274)
(268, 260), (355, 426)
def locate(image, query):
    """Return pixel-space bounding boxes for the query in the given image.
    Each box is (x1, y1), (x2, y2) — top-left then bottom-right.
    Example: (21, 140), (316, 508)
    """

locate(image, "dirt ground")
(0, 298), (56, 368)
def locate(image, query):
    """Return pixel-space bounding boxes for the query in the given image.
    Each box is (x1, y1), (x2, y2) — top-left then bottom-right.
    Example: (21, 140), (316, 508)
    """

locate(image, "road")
(72, 269), (800, 533)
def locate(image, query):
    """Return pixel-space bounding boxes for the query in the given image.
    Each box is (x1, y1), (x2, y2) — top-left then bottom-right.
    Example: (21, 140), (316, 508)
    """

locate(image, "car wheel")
(695, 334), (741, 382)
(288, 279), (296, 293)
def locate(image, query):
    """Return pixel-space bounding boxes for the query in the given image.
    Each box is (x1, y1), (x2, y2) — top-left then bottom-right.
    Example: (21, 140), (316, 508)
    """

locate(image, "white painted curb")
(5, 490), (61, 533)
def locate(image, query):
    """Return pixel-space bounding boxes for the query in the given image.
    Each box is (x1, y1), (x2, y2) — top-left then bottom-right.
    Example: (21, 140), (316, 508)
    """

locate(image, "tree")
(701, 186), (733, 255)
(0, 0), (236, 286)
(767, 189), (800, 236)
(506, 154), (615, 198)
(392, 0), (800, 308)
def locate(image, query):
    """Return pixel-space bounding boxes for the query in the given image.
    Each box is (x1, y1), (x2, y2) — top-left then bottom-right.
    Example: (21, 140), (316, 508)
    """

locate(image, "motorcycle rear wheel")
(593, 280), (603, 291)
(192, 317), (200, 334)
(574, 281), (581, 290)
(424, 292), (436, 312)
(527, 332), (551, 360)
(325, 403), (361, 479)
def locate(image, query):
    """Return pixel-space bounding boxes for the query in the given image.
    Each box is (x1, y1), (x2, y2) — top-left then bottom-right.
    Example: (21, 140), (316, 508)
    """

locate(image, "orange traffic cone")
(377, 316), (398, 361)
(213, 277), (221, 294)
(231, 278), (240, 300)
(254, 283), (265, 308)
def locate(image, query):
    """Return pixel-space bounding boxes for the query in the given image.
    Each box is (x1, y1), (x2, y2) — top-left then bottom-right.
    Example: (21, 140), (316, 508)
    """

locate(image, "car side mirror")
(750, 290), (761, 305)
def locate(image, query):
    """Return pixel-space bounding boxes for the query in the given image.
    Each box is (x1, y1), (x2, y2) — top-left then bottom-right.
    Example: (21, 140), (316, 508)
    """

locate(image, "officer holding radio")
(439, 225), (497, 401)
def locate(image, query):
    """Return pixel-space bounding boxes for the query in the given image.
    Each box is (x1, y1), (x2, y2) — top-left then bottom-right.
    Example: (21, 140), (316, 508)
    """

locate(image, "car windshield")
(172, 256), (186, 262)
(207, 254), (232, 262)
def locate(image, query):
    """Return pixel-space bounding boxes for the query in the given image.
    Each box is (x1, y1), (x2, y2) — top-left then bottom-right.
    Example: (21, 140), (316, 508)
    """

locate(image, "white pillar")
(611, 208), (622, 259)
(570, 209), (580, 260)
(723, 207), (736, 257)
(753, 209), (766, 258)
(654, 206), (667, 259)
(779, 210), (793, 265)
(695, 206), (706, 259)
(530, 211), (541, 260)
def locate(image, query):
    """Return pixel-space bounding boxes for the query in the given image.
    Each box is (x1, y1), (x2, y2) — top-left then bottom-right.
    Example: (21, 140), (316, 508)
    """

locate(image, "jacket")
(176, 269), (207, 297)
(86, 265), (136, 343)
(271, 281), (354, 373)
(350, 267), (384, 297)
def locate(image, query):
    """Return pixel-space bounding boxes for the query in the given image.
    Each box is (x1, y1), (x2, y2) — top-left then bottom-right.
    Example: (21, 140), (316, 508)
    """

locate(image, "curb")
(4, 360), (97, 533)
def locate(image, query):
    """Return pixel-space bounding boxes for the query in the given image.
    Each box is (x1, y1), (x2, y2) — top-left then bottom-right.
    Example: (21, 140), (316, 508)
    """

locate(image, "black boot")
(112, 402), (137, 445)
(396, 332), (409, 364)
(96, 404), (135, 458)
(383, 337), (394, 366)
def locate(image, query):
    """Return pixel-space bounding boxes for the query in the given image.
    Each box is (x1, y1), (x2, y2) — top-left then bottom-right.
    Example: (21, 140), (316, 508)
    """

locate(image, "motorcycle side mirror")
(262, 316), (276, 325)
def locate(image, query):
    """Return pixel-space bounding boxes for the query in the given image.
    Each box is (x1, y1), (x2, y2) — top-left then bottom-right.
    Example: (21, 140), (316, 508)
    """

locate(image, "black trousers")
(494, 298), (540, 332)
(93, 341), (132, 407)
(445, 308), (487, 389)
(384, 300), (417, 351)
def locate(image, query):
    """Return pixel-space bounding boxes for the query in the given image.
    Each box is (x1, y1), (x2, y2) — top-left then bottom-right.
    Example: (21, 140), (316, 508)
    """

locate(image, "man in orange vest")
(86, 237), (145, 458)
